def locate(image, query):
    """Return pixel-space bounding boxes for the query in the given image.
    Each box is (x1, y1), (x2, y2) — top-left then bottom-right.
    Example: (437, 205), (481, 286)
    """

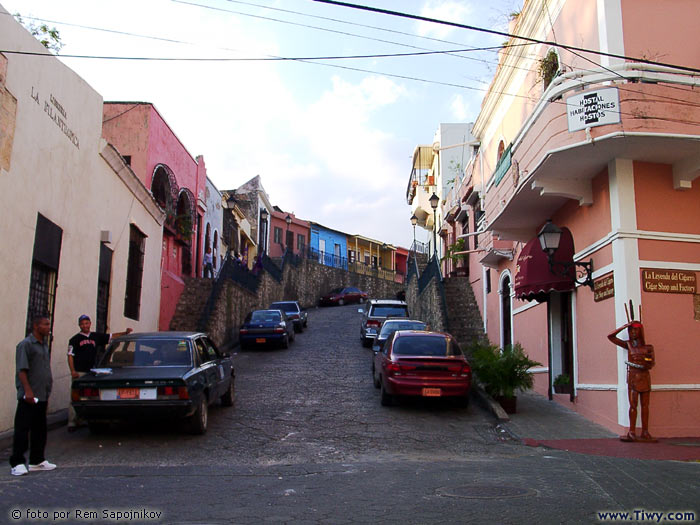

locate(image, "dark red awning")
(514, 227), (575, 302)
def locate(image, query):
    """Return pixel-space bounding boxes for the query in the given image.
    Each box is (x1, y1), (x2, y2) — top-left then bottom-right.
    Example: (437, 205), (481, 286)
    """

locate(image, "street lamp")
(429, 192), (439, 260)
(260, 208), (268, 255)
(285, 214), (292, 254)
(410, 214), (417, 256)
(537, 219), (594, 289)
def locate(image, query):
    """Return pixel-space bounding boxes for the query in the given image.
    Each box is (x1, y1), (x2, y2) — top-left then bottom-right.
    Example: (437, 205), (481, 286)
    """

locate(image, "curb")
(472, 386), (510, 423)
(0, 409), (68, 451)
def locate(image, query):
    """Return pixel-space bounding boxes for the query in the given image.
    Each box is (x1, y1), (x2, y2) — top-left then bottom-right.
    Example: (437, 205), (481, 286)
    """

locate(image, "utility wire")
(312, 0), (700, 74)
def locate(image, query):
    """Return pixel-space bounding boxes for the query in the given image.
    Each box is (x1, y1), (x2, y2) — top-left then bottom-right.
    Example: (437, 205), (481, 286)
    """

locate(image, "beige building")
(0, 8), (165, 431)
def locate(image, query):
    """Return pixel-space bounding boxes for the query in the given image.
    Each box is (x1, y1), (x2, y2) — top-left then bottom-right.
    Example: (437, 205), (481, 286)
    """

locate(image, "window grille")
(25, 262), (57, 336)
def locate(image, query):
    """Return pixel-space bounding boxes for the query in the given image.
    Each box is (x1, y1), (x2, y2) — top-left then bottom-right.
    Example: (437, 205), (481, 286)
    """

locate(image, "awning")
(514, 227), (575, 302)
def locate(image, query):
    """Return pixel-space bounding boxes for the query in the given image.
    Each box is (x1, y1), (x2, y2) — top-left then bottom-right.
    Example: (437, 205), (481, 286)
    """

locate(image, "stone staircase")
(443, 275), (485, 349)
(169, 277), (213, 331)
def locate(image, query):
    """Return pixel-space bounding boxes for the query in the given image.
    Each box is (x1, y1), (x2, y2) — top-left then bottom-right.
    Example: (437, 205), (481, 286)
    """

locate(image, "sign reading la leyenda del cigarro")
(641, 269), (697, 294)
(566, 87), (620, 132)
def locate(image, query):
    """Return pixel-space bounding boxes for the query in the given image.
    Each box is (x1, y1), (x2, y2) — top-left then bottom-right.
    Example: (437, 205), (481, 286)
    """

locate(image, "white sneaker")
(11, 464), (28, 476)
(28, 460), (56, 471)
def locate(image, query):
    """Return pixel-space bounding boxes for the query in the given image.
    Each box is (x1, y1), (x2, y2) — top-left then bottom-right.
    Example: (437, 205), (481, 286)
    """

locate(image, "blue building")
(309, 222), (348, 269)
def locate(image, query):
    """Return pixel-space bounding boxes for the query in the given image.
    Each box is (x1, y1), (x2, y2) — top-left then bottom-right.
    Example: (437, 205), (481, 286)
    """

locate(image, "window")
(485, 269), (491, 294)
(349, 250), (356, 264)
(26, 214), (62, 338)
(124, 225), (146, 320)
(274, 226), (282, 244)
(96, 243), (113, 334)
(371, 256), (378, 268)
(297, 233), (306, 251)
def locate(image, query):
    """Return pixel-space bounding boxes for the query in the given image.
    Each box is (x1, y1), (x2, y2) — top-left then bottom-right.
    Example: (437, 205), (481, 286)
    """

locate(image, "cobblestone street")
(1, 305), (698, 524)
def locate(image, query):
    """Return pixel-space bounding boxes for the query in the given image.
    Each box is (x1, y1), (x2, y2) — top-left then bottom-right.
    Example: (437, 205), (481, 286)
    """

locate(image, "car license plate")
(117, 388), (139, 399)
(422, 388), (441, 397)
(256, 338), (266, 343)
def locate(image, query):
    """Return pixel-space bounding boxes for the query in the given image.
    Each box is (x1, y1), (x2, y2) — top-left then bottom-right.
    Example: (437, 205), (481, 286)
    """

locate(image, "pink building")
(102, 102), (207, 330)
(451, 0), (699, 437)
(269, 208), (310, 258)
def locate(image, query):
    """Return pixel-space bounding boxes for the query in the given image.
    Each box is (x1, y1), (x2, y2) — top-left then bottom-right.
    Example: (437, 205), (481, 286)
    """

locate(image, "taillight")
(367, 320), (381, 328)
(73, 387), (99, 401)
(240, 328), (249, 334)
(274, 327), (285, 333)
(157, 386), (189, 400)
(460, 364), (471, 377)
(385, 362), (416, 376)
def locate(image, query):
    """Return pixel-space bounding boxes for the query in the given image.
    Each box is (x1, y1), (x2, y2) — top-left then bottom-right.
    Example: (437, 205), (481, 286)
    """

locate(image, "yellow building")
(347, 235), (397, 282)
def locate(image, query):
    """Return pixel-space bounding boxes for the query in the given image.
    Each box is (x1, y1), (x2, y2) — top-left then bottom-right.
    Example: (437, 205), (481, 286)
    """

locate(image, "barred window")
(124, 225), (146, 320)
(297, 233), (305, 251)
(274, 227), (282, 244)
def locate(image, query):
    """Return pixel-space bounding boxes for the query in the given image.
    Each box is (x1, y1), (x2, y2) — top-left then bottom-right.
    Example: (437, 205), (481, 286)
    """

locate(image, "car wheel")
(338, 298), (345, 306)
(221, 377), (235, 407)
(88, 421), (109, 434)
(294, 324), (302, 333)
(361, 338), (371, 348)
(281, 334), (289, 349)
(372, 364), (380, 388)
(291, 331), (296, 343)
(189, 395), (208, 435)
(380, 382), (394, 406)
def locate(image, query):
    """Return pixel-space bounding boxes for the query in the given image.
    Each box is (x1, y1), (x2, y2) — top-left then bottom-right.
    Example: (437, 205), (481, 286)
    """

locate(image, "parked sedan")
(239, 309), (295, 349)
(269, 301), (308, 332)
(71, 332), (235, 435)
(372, 331), (471, 407)
(319, 287), (368, 306)
(371, 319), (427, 352)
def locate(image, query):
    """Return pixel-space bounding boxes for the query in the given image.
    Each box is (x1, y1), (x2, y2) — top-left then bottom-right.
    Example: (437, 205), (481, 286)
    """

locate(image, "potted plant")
(469, 342), (541, 414)
(553, 373), (572, 394)
(442, 238), (467, 276)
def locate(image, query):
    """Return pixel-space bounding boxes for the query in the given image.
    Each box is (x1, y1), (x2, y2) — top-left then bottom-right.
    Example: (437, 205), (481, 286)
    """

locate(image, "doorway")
(548, 291), (574, 400)
(499, 273), (512, 349)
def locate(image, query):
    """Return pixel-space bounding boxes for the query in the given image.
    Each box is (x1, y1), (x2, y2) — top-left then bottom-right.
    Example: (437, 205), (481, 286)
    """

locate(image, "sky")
(2, 0), (522, 249)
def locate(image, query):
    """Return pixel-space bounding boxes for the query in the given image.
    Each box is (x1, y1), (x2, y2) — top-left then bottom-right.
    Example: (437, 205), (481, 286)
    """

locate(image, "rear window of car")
(371, 305), (408, 317)
(379, 321), (426, 338)
(251, 311), (281, 323)
(270, 302), (298, 313)
(392, 335), (462, 357)
(99, 339), (192, 367)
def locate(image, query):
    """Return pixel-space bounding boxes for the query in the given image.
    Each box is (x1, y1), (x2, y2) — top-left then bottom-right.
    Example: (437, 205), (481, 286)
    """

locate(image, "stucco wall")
(203, 177), (224, 271)
(0, 9), (163, 432)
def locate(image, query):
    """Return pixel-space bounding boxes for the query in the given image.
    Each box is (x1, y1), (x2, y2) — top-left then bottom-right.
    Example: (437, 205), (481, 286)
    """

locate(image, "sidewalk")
(500, 391), (700, 462)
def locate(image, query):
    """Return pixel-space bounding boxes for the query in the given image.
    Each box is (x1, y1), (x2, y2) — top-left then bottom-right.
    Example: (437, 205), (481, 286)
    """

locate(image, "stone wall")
(405, 256), (449, 333)
(179, 256), (404, 348)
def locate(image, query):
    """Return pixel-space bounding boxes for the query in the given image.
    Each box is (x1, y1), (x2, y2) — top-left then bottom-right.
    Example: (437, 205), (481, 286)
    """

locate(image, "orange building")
(450, 0), (699, 437)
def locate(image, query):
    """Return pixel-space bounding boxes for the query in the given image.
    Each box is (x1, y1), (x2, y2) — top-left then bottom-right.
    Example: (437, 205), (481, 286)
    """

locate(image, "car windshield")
(371, 305), (408, 317)
(328, 288), (343, 294)
(270, 303), (298, 313)
(251, 311), (281, 323)
(379, 321), (426, 338)
(392, 335), (462, 357)
(98, 339), (192, 367)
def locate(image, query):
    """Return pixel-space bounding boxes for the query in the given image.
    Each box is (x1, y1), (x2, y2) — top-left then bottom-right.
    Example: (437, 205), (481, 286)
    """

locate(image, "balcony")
(485, 64), (700, 241)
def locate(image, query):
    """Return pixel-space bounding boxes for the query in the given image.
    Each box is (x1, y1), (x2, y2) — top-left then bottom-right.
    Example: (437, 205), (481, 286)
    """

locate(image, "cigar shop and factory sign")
(593, 273), (614, 302)
(641, 269), (697, 294)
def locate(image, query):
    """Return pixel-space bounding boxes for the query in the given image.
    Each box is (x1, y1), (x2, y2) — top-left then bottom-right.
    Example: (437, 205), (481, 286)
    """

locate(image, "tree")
(13, 14), (63, 54)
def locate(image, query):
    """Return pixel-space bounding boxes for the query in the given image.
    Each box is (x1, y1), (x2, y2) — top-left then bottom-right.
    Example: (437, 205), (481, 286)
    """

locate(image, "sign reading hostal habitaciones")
(567, 87), (620, 132)
(641, 269), (697, 294)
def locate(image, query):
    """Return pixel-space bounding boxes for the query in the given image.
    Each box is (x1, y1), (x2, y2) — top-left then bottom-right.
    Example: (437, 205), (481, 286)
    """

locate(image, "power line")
(312, 0), (700, 74)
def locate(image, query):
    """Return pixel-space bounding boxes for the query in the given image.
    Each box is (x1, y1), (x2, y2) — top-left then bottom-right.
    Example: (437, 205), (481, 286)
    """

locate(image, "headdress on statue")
(627, 321), (645, 344)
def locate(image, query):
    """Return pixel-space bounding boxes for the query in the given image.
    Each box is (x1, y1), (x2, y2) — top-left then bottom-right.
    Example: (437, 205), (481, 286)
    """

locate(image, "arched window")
(151, 164), (178, 215)
(204, 223), (211, 253)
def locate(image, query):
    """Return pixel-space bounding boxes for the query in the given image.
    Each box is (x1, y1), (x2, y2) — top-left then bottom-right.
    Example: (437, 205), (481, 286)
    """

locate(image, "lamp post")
(537, 219), (594, 289)
(285, 214), (292, 254)
(429, 192), (440, 260)
(410, 214), (417, 256)
(260, 208), (268, 255)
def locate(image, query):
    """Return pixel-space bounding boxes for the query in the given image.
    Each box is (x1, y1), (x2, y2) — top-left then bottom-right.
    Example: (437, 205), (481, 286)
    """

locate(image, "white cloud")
(449, 94), (471, 120)
(417, 1), (474, 39)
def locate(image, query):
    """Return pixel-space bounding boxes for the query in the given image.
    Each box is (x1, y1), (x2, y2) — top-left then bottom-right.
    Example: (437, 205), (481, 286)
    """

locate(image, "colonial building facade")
(0, 9), (164, 431)
(449, 0), (699, 437)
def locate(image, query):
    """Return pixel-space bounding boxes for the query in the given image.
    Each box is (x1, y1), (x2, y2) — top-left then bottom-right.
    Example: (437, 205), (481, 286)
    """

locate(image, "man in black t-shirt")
(67, 315), (132, 431)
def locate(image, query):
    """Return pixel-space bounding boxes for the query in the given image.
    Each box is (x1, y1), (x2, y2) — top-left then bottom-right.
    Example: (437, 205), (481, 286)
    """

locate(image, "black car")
(239, 309), (295, 349)
(71, 332), (234, 435)
(269, 301), (308, 332)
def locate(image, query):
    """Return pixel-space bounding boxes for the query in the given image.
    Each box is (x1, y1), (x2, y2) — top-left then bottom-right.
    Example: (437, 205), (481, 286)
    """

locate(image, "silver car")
(359, 299), (409, 348)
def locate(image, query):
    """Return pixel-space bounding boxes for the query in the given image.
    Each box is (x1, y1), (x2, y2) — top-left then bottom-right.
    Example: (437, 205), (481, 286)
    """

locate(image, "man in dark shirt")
(67, 315), (132, 430)
(10, 315), (55, 476)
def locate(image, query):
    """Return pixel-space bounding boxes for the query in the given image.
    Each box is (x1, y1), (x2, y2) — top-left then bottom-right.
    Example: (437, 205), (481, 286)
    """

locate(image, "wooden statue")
(608, 319), (657, 443)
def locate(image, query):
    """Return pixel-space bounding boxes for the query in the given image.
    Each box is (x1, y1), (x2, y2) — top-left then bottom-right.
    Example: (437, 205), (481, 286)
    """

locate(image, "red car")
(372, 331), (471, 407)
(319, 287), (368, 306)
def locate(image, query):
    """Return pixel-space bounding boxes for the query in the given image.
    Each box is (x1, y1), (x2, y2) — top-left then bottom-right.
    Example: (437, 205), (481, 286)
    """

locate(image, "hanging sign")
(593, 273), (614, 302)
(641, 269), (697, 294)
(567, 87), (620, 132)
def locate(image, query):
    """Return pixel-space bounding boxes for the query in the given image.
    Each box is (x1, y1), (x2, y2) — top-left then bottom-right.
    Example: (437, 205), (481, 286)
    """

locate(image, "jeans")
(203, 263), (214, 278)
(9, 399), (48, 467)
